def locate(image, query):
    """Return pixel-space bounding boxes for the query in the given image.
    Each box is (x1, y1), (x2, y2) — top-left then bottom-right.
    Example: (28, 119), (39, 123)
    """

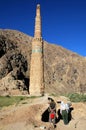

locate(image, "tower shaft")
(34, 4), (41, 38)
(29, 4), (44, 96)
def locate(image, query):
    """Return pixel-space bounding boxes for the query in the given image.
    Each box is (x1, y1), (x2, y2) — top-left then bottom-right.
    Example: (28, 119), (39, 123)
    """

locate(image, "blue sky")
(0, 0), (86, 56)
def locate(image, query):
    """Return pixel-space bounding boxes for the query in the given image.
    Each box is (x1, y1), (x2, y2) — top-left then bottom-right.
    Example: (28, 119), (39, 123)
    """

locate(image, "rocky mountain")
(0, 29), (86, 95)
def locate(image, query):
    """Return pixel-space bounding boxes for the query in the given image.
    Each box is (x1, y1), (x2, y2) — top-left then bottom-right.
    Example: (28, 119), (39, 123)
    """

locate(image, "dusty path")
(0, 95), (86, 130)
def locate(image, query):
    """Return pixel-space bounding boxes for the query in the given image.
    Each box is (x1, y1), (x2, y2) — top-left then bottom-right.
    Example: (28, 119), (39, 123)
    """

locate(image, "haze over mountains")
(0, 29), (86, 95)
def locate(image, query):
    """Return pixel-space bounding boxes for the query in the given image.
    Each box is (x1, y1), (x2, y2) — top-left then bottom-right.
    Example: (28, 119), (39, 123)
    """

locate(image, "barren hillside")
(0, 29), (86, 95)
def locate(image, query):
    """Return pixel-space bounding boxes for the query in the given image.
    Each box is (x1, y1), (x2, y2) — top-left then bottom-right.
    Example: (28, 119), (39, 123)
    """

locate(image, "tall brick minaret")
(29, 4), (44, 96)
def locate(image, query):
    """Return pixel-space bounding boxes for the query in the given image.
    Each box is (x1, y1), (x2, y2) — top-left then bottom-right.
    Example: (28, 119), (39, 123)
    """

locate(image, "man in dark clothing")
(48, 97), (56, 128)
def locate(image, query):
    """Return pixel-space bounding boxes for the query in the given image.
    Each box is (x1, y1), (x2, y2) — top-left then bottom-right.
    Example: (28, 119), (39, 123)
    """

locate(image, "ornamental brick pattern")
(29, 4), (44, 96)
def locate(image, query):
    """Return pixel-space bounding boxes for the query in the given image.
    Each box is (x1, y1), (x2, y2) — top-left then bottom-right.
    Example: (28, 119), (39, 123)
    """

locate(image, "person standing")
(48, 97), (56, 128)
(60, 101), (69, 125)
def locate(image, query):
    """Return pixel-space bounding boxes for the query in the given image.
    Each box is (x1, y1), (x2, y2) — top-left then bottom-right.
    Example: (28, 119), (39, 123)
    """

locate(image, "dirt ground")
(0, 94), (86, 130)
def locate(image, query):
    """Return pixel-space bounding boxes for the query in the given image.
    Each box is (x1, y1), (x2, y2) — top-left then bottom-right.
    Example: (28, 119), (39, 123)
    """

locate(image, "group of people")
(47, 97), (72, 128)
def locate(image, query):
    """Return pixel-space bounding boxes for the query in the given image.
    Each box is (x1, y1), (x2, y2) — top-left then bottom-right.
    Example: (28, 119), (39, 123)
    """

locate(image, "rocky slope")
(0, 29), (86, 95)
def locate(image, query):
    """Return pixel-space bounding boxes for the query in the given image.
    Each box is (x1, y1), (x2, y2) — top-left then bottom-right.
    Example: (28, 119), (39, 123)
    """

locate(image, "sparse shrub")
(0, 95), (40, 108)
(0, 96), (27, 108)
(66, 93), (86, 102)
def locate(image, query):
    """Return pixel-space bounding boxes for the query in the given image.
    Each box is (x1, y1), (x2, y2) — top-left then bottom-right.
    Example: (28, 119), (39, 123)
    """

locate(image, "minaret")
(29, 4), (44, 96)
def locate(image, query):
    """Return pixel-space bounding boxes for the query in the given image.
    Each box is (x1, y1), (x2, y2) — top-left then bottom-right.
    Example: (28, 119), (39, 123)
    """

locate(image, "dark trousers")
(62, 110), (68, 124)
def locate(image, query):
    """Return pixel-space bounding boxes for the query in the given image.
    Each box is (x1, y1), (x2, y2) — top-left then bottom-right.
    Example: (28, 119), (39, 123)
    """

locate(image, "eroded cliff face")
(0, 29), (86, 95)
(0, 30), (32, 95)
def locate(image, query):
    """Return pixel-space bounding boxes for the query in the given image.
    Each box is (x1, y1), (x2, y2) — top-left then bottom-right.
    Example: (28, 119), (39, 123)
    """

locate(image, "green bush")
(0, 95), (40, 108)
(66, 93), (86, 102)
(0, 96), (28, 108)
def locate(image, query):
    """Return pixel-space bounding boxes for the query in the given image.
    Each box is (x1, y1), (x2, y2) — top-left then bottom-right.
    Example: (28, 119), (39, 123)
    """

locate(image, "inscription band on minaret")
(29, 4), (44, 96)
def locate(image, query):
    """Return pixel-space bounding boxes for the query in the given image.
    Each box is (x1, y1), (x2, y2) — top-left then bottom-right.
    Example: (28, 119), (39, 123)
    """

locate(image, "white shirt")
(60, 101), (69, 113)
